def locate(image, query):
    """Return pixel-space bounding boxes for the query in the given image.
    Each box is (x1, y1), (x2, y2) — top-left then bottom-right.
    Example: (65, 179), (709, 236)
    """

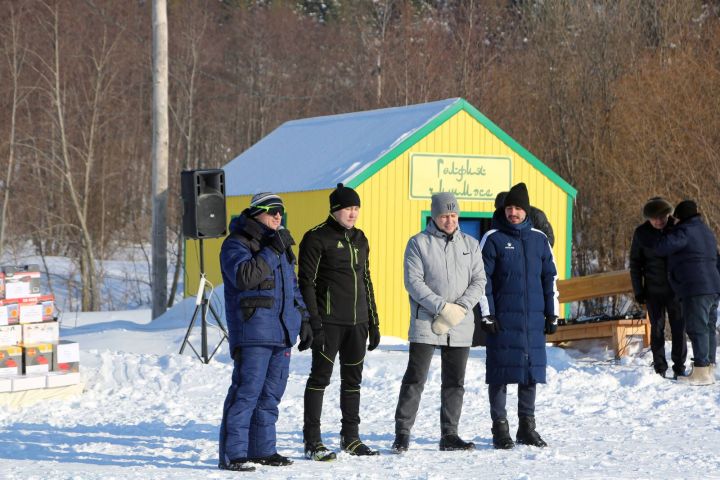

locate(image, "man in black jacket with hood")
(630, 197), (686, 378)
(299, 183), (381, 460)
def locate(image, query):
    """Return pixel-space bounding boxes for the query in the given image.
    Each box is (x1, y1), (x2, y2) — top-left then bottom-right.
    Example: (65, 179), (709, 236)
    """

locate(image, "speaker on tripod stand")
(179, 168), (229, 364)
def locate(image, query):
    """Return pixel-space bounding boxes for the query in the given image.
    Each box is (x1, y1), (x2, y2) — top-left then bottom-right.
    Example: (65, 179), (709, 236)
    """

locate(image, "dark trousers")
(488, 383), (537, 422)
(394, 343), (469, 436)
(646, 295), (686, 375)
(219, 345), (290, 464)
(681, 294), (719, 367)
(303, 323), (368, 442)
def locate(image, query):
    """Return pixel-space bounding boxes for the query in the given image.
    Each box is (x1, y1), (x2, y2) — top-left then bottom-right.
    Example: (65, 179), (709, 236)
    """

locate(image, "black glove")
(298, 321), (313, 351)
(367, 324), (380, 351)
(634, 293), (645, 305)
(480, 315), (499, 334)
(544, 315), (558, 335)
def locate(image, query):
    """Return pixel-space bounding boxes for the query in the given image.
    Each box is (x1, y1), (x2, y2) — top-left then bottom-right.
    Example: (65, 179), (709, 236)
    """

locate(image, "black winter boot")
(249, 453), (293, 466)
(491, 419), (514, 450)
(439, 434), (475, 451)
(304, 441), (337, 461)
(516, 416), (547, 447)
(219, 458), (256, 472)
(391, 433), (410, 454)
(340, 436), (380, 456)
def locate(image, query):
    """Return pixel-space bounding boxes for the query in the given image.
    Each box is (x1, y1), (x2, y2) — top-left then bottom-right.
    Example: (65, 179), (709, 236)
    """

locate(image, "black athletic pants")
(303, 323), (368, 443)
(646, 295), (686, 375)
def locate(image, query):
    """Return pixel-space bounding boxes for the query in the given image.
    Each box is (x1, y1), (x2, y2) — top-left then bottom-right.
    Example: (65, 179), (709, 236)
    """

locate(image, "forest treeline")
(1, 0), (719, 311)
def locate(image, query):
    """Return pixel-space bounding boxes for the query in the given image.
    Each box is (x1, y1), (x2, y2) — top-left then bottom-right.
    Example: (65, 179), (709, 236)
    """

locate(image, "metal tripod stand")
(179, 238), (228, 363)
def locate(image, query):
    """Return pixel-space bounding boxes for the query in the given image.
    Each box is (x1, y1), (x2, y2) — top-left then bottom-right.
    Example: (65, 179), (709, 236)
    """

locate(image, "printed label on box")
(22, 343), (53, 374)
(3, 265), (41, 299)
(0, 345), (22, 377)
(19, 303), (43, 324)
(22, 322), (59, 344)
(0, 302), (19, 325)
(53, 340), (80, 372)
(40, 295), (55, 321)
(0, 325), (21, 345)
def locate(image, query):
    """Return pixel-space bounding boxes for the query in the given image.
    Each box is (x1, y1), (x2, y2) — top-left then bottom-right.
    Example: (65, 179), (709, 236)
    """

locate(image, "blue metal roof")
(223, 98), (461, 196)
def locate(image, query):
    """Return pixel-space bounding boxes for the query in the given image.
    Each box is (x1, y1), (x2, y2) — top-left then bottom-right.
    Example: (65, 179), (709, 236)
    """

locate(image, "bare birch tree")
(0, 4), (27, 258)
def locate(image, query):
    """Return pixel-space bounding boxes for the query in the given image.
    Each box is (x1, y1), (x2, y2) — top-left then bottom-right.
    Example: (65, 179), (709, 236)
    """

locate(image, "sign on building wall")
(409, 153), (512, 200)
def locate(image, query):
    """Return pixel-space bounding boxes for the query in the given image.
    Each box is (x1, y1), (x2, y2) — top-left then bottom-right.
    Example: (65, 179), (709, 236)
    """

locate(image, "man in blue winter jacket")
(218, 193), (313, 472)
(654, 200), (719, 386)
(479, 182), (559, 450)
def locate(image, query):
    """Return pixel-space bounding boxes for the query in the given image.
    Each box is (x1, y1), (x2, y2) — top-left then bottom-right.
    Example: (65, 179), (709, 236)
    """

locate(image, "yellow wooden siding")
(184, 108), (570, 342)
(184, 189), (332, 298)
(354, 109), (569, 339)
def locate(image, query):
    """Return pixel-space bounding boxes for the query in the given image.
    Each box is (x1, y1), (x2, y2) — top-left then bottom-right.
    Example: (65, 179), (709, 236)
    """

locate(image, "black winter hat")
(674, 200), (699, 222)
(642, 197), (673, 219)
(503, 182), (530, 214)
(329, 183), (361, 212)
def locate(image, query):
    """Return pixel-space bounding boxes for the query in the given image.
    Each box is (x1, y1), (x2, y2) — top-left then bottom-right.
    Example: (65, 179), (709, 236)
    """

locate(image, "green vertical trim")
(564, 195), (574, 318)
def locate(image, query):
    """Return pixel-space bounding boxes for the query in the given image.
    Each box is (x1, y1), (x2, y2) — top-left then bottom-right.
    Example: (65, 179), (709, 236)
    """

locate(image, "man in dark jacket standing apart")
(218, 193), (313, 472)
(391, 192), (488, 454)
(480, 182), (559, 450)
(654, 200), (719, 386)
(630, 197), (686, 378)
(299, 183), (381, 460)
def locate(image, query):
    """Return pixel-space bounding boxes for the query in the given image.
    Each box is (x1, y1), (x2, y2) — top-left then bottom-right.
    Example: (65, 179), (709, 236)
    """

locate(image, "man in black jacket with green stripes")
(299, 183), (381, 461)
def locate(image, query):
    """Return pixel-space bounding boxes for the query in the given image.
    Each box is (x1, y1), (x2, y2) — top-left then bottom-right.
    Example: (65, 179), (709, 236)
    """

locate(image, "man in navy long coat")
(218, 193), (313, 472)
(479, 182), (559, 450)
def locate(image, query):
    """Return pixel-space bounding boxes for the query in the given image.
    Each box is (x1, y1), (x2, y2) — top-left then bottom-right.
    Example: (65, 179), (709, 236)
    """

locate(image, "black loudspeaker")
(181, 169), (227, 239)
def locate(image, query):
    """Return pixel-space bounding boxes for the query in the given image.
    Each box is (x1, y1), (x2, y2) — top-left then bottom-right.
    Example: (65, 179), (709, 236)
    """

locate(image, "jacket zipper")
(520, 235), (530, 384)
(326, 287), (331, 315)
(345, 231), (358, 325)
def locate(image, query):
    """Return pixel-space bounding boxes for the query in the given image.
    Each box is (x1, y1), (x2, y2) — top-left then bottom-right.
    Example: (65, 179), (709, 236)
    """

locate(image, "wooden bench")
(546, 270), (651, 358)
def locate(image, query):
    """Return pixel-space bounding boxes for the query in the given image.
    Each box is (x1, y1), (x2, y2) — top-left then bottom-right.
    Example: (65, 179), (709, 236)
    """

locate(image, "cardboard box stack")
(0, 264), (80, 392)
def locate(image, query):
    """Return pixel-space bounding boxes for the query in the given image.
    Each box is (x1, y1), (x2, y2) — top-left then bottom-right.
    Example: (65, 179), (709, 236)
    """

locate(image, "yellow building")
(185, 98), (577, 338)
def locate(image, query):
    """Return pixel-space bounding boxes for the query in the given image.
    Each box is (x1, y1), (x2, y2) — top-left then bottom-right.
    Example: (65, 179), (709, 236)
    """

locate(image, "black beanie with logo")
(329, 183), (361, 213)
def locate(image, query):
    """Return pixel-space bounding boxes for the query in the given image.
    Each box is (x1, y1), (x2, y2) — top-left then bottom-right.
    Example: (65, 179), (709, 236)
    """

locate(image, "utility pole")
(151, 0), (169, 319)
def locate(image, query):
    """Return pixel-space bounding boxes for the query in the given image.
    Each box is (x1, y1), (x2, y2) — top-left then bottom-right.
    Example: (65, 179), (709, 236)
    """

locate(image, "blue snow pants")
(219, 345), (291, 464)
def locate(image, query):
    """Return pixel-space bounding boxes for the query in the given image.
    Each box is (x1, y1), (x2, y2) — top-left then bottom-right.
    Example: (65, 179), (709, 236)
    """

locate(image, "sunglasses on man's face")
(257, 205), (285, 216)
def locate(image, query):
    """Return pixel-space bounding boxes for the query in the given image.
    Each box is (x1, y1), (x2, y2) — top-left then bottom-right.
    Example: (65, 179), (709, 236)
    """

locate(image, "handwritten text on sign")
(409, 154), (511, 200)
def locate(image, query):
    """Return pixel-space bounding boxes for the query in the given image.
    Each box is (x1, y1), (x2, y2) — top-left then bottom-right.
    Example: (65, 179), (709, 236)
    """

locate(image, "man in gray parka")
(391, 192), (489, 454)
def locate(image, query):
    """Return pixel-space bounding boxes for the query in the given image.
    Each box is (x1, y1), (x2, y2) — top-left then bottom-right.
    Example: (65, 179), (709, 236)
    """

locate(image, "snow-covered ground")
(1, 254), (719, 479)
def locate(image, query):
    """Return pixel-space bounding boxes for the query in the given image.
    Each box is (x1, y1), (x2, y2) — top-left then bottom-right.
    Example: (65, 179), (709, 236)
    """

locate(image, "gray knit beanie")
(431, 192), (459, 218)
